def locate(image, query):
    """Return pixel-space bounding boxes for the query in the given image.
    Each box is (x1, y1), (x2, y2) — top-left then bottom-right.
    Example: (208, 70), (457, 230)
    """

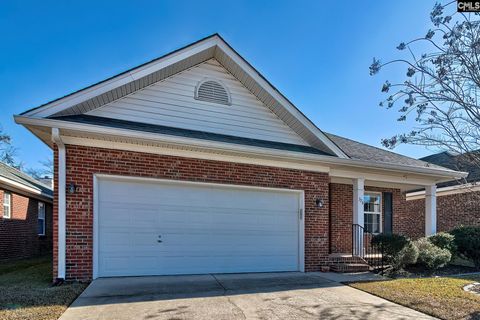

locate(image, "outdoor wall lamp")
(315, 197), (324, 208)
(67, 182), (77, 194)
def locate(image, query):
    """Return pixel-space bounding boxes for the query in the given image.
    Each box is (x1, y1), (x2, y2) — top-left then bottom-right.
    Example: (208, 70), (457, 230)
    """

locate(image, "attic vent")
(195, 79), (231, 105)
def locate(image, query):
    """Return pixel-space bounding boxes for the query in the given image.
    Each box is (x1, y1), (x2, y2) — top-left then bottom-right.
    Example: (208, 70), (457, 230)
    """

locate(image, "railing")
(352, 224), (385, 273)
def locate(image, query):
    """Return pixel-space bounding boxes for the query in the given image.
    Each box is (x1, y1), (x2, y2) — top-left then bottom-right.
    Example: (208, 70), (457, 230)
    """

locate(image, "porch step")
(330, 263), (371, 273)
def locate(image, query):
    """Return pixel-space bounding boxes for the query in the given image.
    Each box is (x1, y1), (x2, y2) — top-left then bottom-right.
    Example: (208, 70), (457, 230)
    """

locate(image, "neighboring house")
(0, 162), (53, 260)
(407, 151), (480, 234)
(15, 34), (466, 281)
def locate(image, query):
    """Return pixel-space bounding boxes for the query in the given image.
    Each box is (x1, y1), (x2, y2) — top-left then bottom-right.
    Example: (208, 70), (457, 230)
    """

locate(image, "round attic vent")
(195, 79), (231, 105)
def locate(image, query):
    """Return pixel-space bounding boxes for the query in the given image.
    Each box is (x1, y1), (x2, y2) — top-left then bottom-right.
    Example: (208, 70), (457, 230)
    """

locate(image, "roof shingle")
(0, 162), (53, 198)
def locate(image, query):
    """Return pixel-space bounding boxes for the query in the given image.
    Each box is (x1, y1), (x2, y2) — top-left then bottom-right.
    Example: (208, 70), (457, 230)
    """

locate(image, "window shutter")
(383, 192), (393, 234)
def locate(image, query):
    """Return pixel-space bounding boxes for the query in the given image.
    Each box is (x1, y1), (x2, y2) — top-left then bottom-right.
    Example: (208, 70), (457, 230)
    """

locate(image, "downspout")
(52, 128), (66, 280)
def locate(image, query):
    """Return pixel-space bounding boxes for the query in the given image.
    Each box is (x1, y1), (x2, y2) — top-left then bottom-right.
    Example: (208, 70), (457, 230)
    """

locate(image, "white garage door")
(95, 177), (302, 277)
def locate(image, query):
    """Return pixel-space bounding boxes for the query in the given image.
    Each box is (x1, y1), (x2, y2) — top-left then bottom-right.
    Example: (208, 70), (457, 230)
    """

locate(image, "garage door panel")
(97, 178), (301, 277)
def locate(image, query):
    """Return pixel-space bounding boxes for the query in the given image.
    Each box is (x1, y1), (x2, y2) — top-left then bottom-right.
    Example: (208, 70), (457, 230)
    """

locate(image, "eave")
(15, 115), (468, 187)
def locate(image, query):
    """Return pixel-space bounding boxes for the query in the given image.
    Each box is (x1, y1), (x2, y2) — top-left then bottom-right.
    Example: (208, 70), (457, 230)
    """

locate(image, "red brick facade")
(54, 144), (445, 281)
(329, 183), (421, 253)
(406, 191), (480, 233)
(0, 189), (53, 261)
(55, 145), (330, 281)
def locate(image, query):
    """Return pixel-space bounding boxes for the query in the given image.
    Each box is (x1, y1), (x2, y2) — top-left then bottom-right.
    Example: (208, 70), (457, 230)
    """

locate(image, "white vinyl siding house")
(88, 59), (308, 146)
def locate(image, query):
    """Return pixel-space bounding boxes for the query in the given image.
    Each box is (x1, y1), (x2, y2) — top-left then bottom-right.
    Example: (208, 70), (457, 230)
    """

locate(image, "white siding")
(88, 59), (309, 145)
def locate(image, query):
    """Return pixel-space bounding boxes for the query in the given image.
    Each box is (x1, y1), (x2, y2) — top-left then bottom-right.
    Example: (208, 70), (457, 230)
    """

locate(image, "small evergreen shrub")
(414, 238), (452, 270)
(392, 242), (419, 270)
(450, 226), (480, 268)
(428, 232), (457, 254)
(371, 234), (409, 263)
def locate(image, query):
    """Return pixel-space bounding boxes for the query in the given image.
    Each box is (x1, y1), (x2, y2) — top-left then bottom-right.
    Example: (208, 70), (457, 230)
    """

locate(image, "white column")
(425, 184), (437, 236)
(353, 178), (365, 256)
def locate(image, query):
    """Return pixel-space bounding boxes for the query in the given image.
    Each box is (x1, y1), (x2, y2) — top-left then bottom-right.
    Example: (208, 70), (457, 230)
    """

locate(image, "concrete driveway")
(59, 272), (435, 320)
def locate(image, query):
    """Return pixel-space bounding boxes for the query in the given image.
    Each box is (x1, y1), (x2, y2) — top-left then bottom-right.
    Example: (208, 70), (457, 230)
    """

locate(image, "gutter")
(0, 176), (53, 200)
(52, 128), (66, 281)
(15, 116), (468, 181)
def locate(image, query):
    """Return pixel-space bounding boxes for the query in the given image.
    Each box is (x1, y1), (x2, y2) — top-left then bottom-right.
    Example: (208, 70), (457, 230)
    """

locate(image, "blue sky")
(0, 1), (438, 170)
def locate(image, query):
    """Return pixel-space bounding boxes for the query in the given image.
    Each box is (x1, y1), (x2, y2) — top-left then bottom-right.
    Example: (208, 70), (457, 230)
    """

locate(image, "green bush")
(371, 234), (409, 263)
(450, 226), (480, 268)
(414, 238), (452, 270)
(428, 232), (457, 254)
(392, 242), (419, 270)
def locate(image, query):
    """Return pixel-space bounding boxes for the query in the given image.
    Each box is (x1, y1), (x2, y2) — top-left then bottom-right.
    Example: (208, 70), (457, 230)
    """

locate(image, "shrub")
(371, 234), (409, 263)
(392, 242), (419, 270)
(414, 238), (451, 270)
(450, 226), (480, 268)
(428, 232), (457, 254)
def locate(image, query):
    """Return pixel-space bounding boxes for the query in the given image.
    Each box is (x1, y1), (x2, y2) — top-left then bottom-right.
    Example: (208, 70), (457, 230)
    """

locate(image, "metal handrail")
(352, 224), (385, 274)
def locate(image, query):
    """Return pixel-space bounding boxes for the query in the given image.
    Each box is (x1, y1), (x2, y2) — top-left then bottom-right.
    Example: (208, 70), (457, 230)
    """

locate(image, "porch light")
(67, 182), (77, 194)
(315, 198), (324, 208)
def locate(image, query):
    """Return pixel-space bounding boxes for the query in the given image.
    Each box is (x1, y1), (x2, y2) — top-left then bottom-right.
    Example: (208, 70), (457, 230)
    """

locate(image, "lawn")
(0, 256), (88, 320)
(350, 274), (480, 320)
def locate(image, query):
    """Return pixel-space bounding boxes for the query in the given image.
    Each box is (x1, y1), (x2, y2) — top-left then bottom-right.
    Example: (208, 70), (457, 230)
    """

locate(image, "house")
(15, 34), (466, 281)
(407, 151), (480, 235)
(0, 162), (53, 260)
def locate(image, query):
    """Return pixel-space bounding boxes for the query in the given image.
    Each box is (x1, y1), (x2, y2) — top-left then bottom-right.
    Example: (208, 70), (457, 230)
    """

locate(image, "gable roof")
(420, 151), (480, 187)
(0, 162), (53, 199)
(326, 133), (446, 170)
(19, 34), (346, 158)
(14, 34), (467, 182)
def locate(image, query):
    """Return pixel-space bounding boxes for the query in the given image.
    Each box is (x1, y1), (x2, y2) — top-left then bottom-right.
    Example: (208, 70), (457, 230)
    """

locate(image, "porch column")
(425, 184), (437, 236)
(353, 178), (365, 256)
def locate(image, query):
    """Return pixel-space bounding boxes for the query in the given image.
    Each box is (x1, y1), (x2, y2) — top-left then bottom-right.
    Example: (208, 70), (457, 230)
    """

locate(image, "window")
(364, 193), (381, 233)
(195, 79), (231, 105)
(3, 192), (11, 218)
(38, 202), (45, 236)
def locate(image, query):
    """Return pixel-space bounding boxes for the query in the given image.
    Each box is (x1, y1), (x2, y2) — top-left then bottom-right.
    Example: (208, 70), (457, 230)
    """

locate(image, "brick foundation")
(55, 145), (330, 281)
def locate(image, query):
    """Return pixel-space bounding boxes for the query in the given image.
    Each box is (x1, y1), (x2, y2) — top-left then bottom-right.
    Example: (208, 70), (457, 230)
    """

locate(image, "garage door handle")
(157, 240), (163, 243)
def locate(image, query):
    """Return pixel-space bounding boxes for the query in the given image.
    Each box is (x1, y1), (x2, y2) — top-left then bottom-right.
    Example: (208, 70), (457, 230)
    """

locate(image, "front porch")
(328, 177), (438, 272)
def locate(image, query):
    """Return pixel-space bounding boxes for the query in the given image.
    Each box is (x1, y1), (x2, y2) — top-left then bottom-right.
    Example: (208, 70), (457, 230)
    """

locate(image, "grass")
(0, 256), (88, 320)
(350, 274), (480, 320)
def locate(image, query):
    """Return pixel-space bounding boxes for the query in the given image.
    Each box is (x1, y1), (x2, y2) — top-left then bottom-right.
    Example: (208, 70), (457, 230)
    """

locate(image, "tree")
(370, 2), (480, 168)
(0, 126), (19, 168)
(25, 158), (53, 179)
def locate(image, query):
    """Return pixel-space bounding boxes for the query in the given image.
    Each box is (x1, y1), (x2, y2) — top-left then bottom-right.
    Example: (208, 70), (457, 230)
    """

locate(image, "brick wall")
(0, 189), (53, 261)
(329, 183), (419, 253)
(406, 191), (480, 233)
(55, 145), (330, 281)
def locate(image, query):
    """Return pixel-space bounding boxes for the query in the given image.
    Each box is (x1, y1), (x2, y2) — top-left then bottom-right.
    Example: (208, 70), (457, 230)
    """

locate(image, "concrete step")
(330, 263), (371, 273)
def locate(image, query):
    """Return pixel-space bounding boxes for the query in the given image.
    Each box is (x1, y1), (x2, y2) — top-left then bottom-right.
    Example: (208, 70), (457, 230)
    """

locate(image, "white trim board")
(0, 176), (52, 200)
(14, 115), (467, 182)
(55, 134), (460, 188)
(92, 174), (305, 279)
(406, 183), (480, 200)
